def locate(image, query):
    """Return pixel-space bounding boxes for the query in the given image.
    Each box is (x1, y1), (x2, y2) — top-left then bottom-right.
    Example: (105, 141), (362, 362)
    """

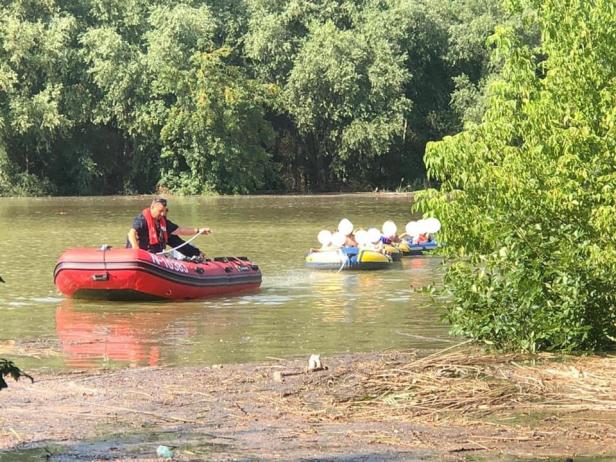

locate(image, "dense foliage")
(417, 0), (616, 351)
(0, 0), (508, 195)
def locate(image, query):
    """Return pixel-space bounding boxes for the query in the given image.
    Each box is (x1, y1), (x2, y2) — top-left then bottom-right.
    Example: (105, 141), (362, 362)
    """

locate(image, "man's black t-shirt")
(126, 213), (201, 257)
(129, 213), (178, 253)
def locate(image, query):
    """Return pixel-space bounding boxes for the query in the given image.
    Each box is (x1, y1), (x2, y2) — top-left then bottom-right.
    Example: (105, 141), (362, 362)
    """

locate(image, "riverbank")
(2, 347), (616, 461)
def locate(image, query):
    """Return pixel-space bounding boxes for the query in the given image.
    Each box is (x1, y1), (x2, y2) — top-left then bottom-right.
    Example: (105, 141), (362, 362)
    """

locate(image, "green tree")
(286, 18), (411, 188)
(82, 1), (271, 195)
(245, 0), (510, 191)
(417, 0), (616, 351)
(0, 0), (513, 195)
(246, 0), (416, 190)
(0, 3), (78, 194)
(80, 18), (159, 194)
(159, 48), (274, 194)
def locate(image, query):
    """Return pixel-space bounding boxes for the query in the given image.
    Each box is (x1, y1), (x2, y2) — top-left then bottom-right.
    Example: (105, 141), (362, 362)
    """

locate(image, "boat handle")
(92, 273), (109, 281)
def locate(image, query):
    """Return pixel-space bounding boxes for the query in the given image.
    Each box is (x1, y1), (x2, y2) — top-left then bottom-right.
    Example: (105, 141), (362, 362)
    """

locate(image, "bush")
(416, 0), (616, 352)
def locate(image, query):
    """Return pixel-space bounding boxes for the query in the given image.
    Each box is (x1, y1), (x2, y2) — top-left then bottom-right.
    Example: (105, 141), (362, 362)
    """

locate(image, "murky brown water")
(0, 194), (449, 370)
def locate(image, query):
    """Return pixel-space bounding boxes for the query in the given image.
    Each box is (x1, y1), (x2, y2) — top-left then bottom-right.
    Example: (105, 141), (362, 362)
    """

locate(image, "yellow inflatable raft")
(305, 247), (392, 270)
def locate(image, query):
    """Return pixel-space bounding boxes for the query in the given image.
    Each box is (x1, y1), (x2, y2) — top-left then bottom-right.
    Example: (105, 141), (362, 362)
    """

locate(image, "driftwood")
(273, 355), (328, 382)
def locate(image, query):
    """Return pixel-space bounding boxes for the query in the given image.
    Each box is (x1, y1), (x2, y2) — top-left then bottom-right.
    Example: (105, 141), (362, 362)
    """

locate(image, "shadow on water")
(469, 457), (613, 462)
(0, 431), (434, 462)
(296, 455), (433, 462)
(0, 428), (226, 461)
(3, 440), (610, 462)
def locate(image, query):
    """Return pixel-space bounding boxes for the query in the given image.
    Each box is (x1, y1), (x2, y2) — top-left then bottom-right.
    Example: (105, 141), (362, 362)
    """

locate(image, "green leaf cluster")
(0, 358), (33, 390)
(0, 0), (512, 195)
(416, 0), (616, 351)
(159, 48), (274, 194)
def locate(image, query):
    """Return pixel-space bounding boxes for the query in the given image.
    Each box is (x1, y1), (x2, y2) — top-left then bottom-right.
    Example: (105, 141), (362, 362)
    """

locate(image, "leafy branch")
(0, 358), (34, 390)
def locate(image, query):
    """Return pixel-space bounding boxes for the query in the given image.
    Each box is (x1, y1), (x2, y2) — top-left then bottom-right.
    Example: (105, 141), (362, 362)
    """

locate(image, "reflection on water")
(0, 195), (451, 370)
(56, 300), (197, 368)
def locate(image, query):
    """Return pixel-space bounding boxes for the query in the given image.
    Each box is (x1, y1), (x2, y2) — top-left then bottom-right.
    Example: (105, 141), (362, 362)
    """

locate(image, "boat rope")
(337, 248), (348, 273)
(156, 229), (204, 255)
(100, 244), (111, 273)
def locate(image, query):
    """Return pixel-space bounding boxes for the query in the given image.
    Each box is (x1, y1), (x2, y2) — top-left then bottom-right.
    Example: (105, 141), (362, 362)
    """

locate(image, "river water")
(0, 194), (450, 370)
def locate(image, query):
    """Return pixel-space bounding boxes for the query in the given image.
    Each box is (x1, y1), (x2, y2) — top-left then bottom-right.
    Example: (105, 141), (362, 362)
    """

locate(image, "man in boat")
(344, 231), (358, 247)
(127, 197), (211, 259)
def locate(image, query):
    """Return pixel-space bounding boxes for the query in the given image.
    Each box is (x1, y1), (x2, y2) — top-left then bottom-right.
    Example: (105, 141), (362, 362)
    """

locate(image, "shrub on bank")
(416, 0), (616, 352)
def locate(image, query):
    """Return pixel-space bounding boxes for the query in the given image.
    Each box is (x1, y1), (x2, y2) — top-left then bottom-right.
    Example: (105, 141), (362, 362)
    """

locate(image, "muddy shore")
(1, 350), (616, 461)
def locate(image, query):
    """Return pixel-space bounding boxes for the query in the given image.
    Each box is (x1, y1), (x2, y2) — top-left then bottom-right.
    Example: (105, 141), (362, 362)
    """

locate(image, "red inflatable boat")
(54, 247), (262, 300)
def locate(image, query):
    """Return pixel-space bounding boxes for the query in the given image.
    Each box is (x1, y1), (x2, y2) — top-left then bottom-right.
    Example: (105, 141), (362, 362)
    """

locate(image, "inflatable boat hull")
(54, 248), (262, 301)
(305, 248), (392, 270)
(399, 240), (438, 256)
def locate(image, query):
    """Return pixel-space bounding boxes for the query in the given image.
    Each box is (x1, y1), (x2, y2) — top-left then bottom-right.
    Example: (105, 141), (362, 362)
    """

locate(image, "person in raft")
(344, 232), (358, 247)
(127, 197), (211, 259)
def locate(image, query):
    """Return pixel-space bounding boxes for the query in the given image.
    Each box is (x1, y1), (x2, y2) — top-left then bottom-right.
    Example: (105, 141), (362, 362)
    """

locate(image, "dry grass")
(338, 343), (616, 422)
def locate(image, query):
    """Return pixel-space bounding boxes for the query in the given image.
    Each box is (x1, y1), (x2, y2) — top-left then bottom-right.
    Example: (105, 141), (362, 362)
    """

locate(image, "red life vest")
(142, 207), (168, 248)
